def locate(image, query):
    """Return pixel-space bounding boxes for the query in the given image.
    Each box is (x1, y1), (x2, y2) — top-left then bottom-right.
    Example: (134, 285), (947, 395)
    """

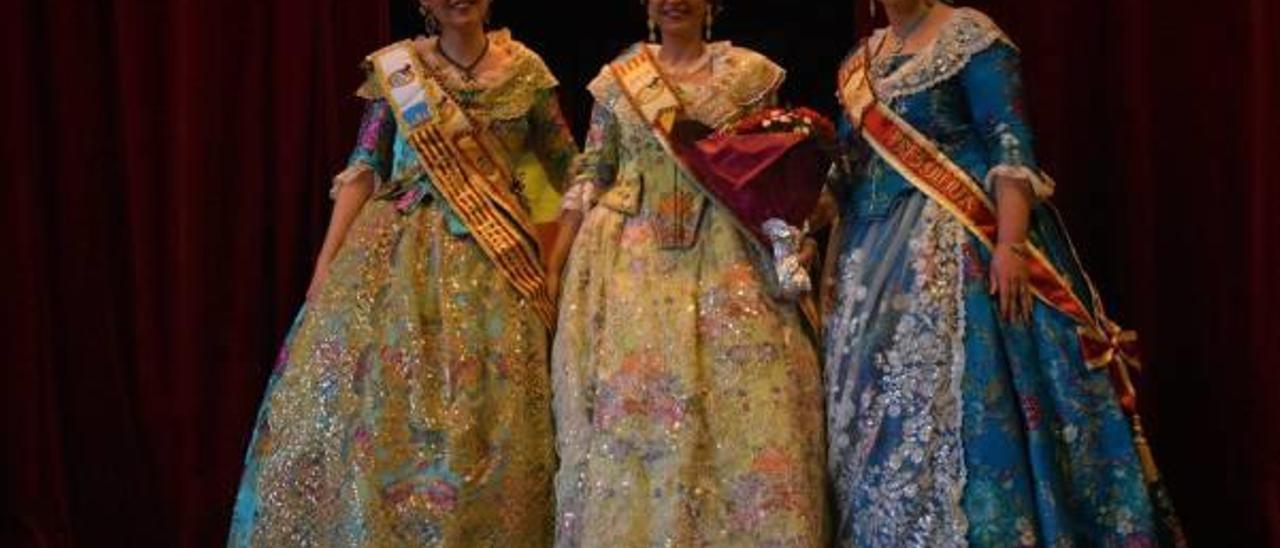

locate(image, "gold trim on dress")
(368, 41), (556, 329)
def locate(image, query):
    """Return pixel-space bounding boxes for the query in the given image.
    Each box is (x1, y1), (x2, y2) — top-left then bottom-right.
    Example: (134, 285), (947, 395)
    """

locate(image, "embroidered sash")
(611, 47), (822, 328)
(368, 41), (556, 329)
(608, 46), (766, 253)
(838, 47), (1139, 379)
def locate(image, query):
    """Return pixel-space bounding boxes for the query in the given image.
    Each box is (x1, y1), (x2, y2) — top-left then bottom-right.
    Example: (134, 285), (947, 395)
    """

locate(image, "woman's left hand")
(989, 242), (1034, 323)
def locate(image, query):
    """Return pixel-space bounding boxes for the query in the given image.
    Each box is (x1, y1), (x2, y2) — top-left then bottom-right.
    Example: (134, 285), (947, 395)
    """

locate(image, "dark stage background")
(3, 0), (1278, 546)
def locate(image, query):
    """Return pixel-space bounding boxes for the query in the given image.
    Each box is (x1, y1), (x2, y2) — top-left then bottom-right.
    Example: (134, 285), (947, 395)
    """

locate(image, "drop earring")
(648, 18), (658, 42)
(704, 9), (714, 40)
(420, 5), (439, 35)
(870, 0), (877, 20)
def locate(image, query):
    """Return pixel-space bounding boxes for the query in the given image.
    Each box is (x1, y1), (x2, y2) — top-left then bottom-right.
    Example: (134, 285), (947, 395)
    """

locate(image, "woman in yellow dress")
(229, 0), (577, 545)
(546, 1), (828, 545)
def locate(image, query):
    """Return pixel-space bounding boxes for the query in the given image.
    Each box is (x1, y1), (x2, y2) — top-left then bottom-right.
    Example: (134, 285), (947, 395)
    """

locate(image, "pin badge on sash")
(377, 49), (432, 129)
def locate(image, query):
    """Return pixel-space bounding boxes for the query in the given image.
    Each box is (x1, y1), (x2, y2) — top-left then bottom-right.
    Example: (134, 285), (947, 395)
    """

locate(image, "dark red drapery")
(971, 1), (1280, 544)
(1, 0), (387, 545)
(2, 0), (1277, 545)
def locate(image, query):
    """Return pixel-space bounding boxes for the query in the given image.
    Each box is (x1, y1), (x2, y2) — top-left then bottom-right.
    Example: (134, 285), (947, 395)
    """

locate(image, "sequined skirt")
(551, 204), (828, 547)
(825, 194), (1182, 547)
(230, 200), (555, 547)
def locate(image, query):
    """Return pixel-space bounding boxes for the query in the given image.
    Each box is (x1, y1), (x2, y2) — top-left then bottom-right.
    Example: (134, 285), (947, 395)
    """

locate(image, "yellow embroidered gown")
(229, 31), (577, 547)
(552, 42), (828, 547)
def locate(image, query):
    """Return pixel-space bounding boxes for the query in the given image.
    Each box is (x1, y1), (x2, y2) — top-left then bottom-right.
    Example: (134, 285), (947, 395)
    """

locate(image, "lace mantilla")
(587, 42), (785, 130)
(358, 29), (558, 122)
(863, 8), (1011, 104)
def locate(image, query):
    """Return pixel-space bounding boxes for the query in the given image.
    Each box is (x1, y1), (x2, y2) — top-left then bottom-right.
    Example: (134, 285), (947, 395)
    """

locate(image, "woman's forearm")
(317, 170), (376, 266)
(546, 210), (584, 277)
(994, 176), (1032, 245)
(808, 189), (839, 233)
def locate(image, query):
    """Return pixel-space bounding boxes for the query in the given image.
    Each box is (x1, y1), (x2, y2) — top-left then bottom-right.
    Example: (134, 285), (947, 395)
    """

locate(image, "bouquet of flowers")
(672, 107), (836, 298)
(726, 106), (838, 144)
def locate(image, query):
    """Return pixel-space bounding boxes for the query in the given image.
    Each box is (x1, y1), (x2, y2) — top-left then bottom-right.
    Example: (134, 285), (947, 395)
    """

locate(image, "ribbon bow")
(1077, 314), (1142, 413)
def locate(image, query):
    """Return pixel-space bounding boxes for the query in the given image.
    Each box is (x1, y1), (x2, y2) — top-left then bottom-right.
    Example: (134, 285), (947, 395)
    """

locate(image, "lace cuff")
(330, 163), (383, 200)
(987, 164), (1055, 200)
(559, 181), (598, 213)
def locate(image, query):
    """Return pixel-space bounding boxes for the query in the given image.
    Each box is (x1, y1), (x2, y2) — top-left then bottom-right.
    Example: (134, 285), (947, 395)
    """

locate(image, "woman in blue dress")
(824, 1), (1185, 546)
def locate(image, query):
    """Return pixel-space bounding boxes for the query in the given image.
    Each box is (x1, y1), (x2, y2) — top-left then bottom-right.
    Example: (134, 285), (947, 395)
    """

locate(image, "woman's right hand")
(543, 209), (584, 306)
(989, 242), (1033, 323)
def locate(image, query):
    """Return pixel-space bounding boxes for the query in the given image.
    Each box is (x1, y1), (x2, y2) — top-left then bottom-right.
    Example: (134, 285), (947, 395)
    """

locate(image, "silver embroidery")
(827, 202), (970, 547)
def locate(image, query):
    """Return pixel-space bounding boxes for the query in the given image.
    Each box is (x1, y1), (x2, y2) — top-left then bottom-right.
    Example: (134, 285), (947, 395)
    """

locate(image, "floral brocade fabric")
(343, 29), (576, 226)
(552, 43), (828, 547)
(825, 8), (1184, 548)
(228, 31), (577, 547)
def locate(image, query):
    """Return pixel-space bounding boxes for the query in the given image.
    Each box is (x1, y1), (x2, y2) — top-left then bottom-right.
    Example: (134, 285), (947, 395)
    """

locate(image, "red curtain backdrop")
(2, 0), (1277, 546)
(972, 1), (1280, 544)
(1, 0), (387, 545)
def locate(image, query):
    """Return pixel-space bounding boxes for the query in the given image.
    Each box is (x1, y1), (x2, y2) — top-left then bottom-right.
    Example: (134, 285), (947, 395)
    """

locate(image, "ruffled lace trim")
(868, 7), (1011, 103)
(359, 30), (558, 121)
(329, 163), (382, 200)
(987, 164), (1056, 200)
(588, 42), (785, 129)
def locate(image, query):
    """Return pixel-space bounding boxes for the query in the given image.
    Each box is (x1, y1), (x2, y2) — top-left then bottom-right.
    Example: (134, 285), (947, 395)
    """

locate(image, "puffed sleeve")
(527, 88), (579, 193)
(559, 101), (620, 213)
(961, 41), (1055, 199)
(330, 98), (396, 199)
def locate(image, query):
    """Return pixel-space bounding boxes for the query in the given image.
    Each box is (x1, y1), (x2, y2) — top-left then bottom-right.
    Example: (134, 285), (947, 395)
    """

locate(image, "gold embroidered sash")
(368, 41), (556, 329)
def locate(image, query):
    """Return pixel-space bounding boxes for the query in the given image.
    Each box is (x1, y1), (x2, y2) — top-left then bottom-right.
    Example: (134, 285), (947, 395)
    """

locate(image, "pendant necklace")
(439, 36), (491, 82)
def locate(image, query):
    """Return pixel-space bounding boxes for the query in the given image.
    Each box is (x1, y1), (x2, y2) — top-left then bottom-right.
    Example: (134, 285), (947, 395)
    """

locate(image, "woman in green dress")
(546, 1), (828, 546)
(229, 1), (578, 545)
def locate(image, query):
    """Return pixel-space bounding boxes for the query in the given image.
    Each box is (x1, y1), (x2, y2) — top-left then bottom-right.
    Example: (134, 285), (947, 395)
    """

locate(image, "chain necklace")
(438, 35), (491, 82)
(887, 2), (933, 56)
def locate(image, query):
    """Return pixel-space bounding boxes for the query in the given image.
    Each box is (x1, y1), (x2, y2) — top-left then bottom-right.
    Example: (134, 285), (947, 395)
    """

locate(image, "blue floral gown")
(825, 9), (1183, 547)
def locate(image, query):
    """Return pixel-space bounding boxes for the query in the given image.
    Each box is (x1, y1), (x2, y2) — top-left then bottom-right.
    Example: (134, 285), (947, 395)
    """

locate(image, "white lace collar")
(867, 7), (1011, 102)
